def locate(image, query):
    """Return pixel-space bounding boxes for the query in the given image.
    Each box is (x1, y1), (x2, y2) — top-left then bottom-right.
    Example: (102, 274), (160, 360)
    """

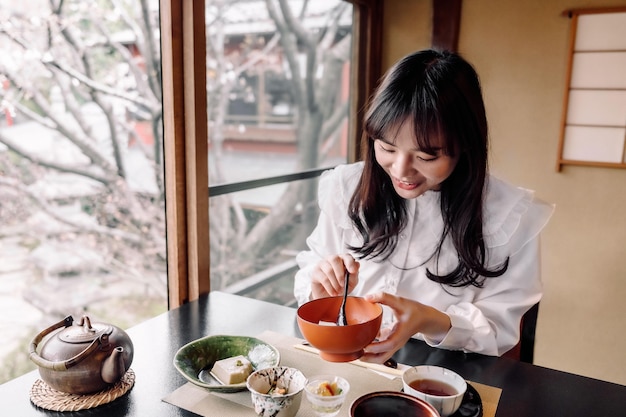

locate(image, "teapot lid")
(58, 316), (113, 344)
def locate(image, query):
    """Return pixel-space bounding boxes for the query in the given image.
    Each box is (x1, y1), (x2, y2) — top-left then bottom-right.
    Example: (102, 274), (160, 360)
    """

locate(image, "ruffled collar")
(482, 176), (534, 248)
(319, 163), (546, 253)
(407, 176), (539, 250)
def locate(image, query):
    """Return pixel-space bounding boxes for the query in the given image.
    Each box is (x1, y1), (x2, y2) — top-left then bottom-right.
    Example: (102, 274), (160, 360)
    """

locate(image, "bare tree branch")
(0, 177), (142, 244)
(0, 132), (111, 183)
(44, 59), (158, 112)
(0, 65), (119, 174)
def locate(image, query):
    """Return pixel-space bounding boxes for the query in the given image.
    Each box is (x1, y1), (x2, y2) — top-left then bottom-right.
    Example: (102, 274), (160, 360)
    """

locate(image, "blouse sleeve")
(423, 177), (555, 356)
(293, 163), (362, 305)
(425, 236), (543, 355)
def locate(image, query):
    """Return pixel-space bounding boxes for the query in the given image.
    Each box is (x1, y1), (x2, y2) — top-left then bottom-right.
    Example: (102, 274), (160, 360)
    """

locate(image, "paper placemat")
(163, 331), (501, 417)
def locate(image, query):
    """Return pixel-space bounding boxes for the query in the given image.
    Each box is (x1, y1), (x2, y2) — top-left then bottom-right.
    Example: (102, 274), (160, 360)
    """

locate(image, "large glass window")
(0, 0), (166, 383)
(0, 0), (374, 384)
(205, 0), (353, 306)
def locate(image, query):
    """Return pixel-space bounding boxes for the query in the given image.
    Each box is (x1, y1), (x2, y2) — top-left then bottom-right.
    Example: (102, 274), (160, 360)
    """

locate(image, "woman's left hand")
(359, 292), (452, 364)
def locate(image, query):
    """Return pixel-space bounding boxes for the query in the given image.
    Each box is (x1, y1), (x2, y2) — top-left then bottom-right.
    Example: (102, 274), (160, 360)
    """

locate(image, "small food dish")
(350, 391), (440, 417)
(304, 375), (350, 416)
(173, 335), (280, 392)
(402, 365), (467, 416)
(296, 296), (382, 362)
(246, 366), (307, 417)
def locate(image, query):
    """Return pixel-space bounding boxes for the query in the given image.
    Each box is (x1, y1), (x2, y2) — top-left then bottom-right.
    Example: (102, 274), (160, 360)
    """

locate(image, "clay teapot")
(29, 315), (134, 394)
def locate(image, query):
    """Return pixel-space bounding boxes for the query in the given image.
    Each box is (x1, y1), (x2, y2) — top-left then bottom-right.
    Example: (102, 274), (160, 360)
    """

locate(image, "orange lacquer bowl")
(296, 296), (382, 362)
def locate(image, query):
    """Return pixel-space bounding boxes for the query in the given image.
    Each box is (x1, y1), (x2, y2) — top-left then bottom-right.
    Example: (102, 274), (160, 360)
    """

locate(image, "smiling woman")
(294, 49), (554, 363)
(373, 127), (460, 199)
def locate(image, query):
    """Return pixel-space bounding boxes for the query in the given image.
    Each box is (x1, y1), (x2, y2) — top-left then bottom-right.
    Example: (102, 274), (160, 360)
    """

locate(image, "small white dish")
(402, 365), (467, 416)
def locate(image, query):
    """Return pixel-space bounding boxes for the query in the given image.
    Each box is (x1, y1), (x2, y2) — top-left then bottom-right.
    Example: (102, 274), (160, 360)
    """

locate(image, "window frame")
(161, 0), (461, 308)
(161, 0), (210, 308)
(160, 0), (383, 308)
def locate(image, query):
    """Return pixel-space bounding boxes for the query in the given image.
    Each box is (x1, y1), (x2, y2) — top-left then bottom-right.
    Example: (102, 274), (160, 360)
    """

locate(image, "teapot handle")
(28, 315), (105, 371)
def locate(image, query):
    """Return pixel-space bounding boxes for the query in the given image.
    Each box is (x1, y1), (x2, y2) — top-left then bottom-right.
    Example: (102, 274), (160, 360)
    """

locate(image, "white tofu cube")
(210, 355), (252, 384)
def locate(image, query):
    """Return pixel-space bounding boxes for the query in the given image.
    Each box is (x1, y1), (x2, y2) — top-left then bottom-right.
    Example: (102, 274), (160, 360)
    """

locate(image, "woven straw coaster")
(29, 369), (135, 412)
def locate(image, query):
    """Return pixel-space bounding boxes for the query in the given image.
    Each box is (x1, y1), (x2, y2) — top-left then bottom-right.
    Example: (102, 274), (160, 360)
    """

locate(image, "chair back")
(502, 302), (539, 363)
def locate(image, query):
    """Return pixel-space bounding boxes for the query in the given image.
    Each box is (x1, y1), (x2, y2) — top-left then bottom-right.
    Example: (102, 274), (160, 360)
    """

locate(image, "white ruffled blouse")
(294, 162), (554, 356)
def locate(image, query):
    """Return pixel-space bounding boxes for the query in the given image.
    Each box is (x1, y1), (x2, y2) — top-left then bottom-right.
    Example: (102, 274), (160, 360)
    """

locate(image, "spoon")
(336, 270), (349, 326)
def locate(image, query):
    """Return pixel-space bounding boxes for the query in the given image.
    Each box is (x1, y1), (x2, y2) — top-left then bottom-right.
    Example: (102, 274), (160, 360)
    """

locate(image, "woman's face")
(373, 120), (459, 200)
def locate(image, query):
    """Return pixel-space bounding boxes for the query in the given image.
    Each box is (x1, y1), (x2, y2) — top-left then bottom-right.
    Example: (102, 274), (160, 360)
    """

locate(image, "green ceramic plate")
(173, 335), (280, 392)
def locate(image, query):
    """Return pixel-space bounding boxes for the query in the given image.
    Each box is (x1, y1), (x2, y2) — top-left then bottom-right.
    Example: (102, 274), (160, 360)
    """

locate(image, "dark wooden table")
(2, 291), (624, 416)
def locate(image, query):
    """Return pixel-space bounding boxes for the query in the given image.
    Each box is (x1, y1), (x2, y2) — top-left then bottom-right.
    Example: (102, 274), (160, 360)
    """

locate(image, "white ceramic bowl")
(402, 365), (467, 416)
(304, 375), (350, 416)
(246, 366), (307, 417)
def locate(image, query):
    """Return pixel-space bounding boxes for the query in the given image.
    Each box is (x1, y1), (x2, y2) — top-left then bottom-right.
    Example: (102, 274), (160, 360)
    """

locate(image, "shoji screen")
(557, 8), (626, 171)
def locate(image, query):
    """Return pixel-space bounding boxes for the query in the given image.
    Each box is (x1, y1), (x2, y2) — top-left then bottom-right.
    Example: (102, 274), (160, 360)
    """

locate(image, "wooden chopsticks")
(293, 342), (405, 377)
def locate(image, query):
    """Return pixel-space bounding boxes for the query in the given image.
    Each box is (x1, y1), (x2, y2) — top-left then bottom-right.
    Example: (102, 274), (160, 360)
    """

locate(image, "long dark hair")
(348, 49), (508, 287)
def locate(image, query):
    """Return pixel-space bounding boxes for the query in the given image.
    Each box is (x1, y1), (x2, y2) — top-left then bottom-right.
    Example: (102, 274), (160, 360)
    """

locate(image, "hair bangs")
(410, 83), (457, 157)
(364, 91), (411, 142)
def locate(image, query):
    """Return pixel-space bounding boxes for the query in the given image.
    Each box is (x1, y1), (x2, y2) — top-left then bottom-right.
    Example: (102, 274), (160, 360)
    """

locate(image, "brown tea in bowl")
(408, 378), (459, 396)
(402, 365), (467, 416)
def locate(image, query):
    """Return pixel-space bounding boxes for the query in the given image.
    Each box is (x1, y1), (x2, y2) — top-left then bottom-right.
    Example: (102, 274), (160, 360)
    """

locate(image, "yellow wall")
(382, 0), (626, 385)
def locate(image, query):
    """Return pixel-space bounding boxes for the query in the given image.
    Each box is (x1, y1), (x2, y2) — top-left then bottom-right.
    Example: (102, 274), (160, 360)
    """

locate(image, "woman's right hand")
(310, 254), (360, 299)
